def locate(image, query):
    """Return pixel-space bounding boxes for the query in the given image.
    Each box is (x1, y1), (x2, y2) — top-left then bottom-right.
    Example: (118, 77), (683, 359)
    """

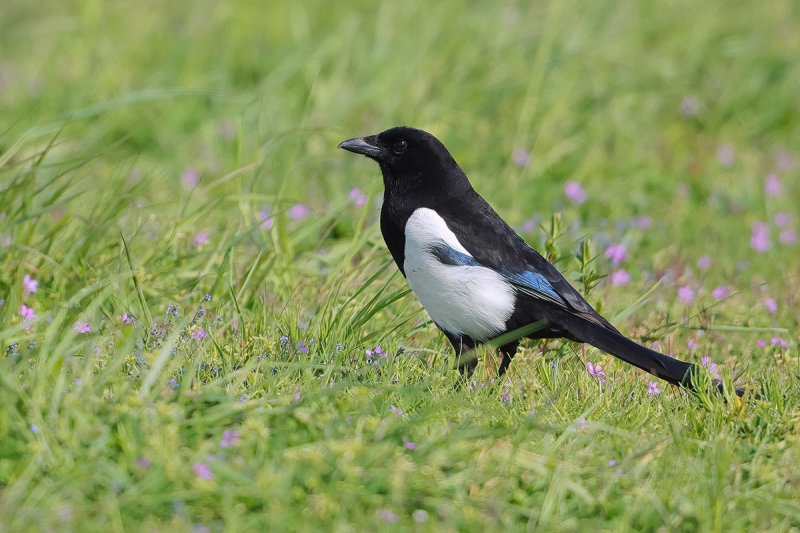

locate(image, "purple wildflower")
(181, 168), (200, 188)
(696, 256), (712, 270)
(680, 96), (700, 118)
(577, 418), (589, 430)
(19, 304), (36, 321)
(608, 459), (617, 466)
(522, 217), (536, 233)
(764, 174), (783, 197)
(647, 381), (662, 396)
(30, 424), (40, 434)
(604, 244), (628, 266)
(764, 298), (778, 313)
(779, 229), (797, 245)
(586, 362), (606, 385)
(379, 510), (399, 523)
(701, 356), (718, 378)
(294, 391), (302, 403)
(193, 462), (213, 480)
(220, 430), (239, 448)
(687, 338), (699, 350)
(634, 215), (652, 229)
(677, 285), (694, 304)
(774, 212), (790, 227)
(757, 339), (766, 347)
(137, 457), (152, 468)
(512, 148), (531, 168)
(750, 222), (771, 253)
(23, 274), (38, 297)
(349, 187), (367, 207)
(193, 232), (209, 248)
(190, 328), (206, 341)
(122, 313), (133, 324)
(289, 203), (309, 220)
(564, 181), (587, 206)
(610, 269), (631, 286)
(405, 441), (417, 450)
(771, 337), (789, 348)
(711, 285), (729, 300)
(298, 342), (310, 354)
(72, 321), (91, 334)
(716, 144), (735, 167)
(258, 210), (274, 230)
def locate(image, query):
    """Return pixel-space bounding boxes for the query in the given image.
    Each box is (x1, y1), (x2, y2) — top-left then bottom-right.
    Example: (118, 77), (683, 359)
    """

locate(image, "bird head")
(338, 126), (471, 198)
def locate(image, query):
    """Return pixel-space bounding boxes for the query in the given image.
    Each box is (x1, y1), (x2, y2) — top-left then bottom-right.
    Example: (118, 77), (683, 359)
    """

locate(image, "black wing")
(435, 190), (618, 332)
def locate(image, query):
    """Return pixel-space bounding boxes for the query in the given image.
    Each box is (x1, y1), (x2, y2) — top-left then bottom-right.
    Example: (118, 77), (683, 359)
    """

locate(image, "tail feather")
(556, 312), (745, 396)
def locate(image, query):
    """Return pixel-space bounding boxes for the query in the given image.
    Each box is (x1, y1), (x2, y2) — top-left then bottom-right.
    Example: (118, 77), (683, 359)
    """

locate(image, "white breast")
(403, 208), (515, 341)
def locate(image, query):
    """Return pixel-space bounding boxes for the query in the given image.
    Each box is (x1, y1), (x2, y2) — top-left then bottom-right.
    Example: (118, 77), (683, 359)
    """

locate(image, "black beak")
(338, 136), (383, 159)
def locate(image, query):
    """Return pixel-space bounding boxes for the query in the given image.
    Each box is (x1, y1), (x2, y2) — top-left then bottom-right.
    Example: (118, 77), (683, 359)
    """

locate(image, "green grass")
(1, 0), (799, 531)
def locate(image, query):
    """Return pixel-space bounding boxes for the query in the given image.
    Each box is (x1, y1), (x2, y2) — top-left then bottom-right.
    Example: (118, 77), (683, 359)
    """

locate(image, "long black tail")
(557, 312), (745, 397)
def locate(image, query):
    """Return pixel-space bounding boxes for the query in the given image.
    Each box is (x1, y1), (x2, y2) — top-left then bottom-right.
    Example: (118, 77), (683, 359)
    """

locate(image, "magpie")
(339, 126), (739, 394)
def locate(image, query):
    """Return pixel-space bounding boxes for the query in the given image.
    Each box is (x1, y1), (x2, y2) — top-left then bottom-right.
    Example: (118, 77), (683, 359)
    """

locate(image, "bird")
(339, 126), (740, 395)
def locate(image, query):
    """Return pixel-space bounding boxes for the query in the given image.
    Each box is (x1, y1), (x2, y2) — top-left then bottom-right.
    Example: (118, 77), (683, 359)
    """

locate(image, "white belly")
(403, 208), (515, 341)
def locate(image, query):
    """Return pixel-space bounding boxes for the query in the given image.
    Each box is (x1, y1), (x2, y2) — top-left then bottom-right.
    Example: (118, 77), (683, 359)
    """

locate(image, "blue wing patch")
(429, 243), (481, 267)
(429, 242), (567, 308)
(503, 270), (561, 300)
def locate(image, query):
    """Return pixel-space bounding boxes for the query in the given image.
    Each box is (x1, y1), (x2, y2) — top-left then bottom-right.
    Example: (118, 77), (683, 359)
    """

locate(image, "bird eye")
(392, 139), (408, 155)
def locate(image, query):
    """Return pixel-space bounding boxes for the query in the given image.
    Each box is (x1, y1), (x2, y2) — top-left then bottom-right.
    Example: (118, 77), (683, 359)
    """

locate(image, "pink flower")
(122, 313), (133, 324)
(348, 187), (367, 207)
(696, 256), (712, 270)
(365, 345), (385, 358)
(750, 222), (770, 253)
(190, 328), (206, 341)
(647, 381), (662, 396)
(680, 96), (700, 118)
(716, 144), (735, 167)
(193, 232), (209, 248)
(19, 304), (36, 321)
(512, 148), (531, 168)
(586, 362), (606, 385)
(72, 321), (91, 334)
(764, 298), (778, 313)
(711, 285), (729, 300)
(23, 274), (38, 297)
(564, 181), (587, 206)
(258, 210), (274, 230)
(771, 337), (789, 348)
(220, 430), (239, 447)
(687, 339), (699, 350)
(634, 216), (652, 230)
(294, 391), (302, 403)
(181, 168), (200, 188)
(779, 229), (797, 245)
(289, 203), (309, 220)
(677, 285), (694, 304)
(700, 356), (718, 378)
(604, 244), (628, 266)
(757, 339), (766, 347)
(193, 462), (213, 480)
(764, 174), (783, 197)
(610, 269), (631, 286)
(774, 212), (790, 227)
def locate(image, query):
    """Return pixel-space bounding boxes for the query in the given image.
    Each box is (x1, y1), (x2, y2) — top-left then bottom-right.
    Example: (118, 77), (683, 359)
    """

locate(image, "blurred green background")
(1, 0), (799, 531)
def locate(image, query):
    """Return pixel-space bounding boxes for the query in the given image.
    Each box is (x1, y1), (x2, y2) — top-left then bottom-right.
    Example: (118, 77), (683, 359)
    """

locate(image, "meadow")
(1, 0), (799, 531)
